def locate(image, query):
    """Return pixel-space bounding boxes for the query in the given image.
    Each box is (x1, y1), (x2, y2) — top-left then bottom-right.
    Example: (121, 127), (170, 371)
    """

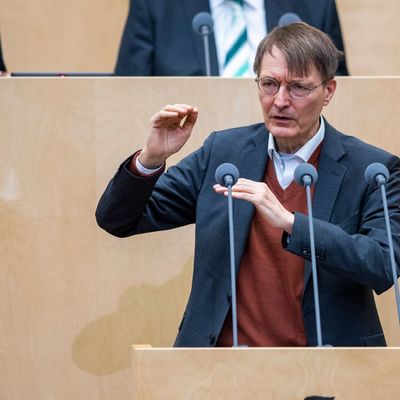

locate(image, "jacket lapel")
(233, 124), (269, 274)
(303, 119), (347, 286)
(182, 0), (219, 76)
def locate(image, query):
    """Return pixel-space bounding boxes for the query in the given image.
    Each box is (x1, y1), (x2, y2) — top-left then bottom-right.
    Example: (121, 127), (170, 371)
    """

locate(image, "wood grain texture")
(0, 77), (399, 399)
(132, 347), (400, 399)
(0, 0), (128, 72)
(336, 0), (400, 75)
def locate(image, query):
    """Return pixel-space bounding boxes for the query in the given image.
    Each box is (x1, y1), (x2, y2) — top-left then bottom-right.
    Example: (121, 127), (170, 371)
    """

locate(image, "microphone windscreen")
(294, 163), (318, 185)
(192, 12), (214, 35)
(278, 12), (301, 27)
(215, 163), (240, 187)
(364, 162), (389, 187)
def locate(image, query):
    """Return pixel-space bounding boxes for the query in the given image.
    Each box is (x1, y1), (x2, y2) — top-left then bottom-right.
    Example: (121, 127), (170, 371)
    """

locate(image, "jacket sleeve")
(284, 155), (400, 294)
(95, 133), (216, 237)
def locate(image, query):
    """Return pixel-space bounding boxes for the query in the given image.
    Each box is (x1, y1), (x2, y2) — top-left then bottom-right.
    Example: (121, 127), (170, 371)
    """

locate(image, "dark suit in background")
(96, 120), (400, 346)
(0, 36), (6, 72)
(115, 0), (348, 76)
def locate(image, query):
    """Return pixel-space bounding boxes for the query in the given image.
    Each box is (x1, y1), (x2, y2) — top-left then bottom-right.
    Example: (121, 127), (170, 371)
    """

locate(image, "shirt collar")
(210, 0), (261, 9)
(267, 116), (325, 161)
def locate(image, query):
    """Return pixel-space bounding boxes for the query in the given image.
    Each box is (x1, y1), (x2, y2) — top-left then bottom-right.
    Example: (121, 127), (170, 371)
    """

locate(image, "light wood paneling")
(132, 347), (400, 399)
(0, 1), (399, 74)
(0, 77), (399, 399)
(336, 0), (400, 75)
(0, 0), (128, 72)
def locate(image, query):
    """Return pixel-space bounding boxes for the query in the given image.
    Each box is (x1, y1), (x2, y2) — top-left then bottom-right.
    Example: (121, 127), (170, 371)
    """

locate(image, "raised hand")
(139, 104), (198, 168)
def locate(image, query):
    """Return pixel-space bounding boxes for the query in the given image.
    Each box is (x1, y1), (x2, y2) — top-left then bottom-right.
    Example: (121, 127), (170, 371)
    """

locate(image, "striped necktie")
(221, 0), (251, 77)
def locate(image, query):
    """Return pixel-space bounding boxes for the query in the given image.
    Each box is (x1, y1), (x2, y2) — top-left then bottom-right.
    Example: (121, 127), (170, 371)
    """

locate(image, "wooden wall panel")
(336, 0), (400, 75)
(0, 1), (399, 74)
(0, 0), (128, 72)
(0, 77), (399, 399)
(132, 347), (400, 399)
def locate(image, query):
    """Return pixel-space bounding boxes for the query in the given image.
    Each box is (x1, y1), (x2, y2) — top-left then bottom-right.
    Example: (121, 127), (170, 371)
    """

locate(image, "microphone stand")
(377, 176), (400, 324)
(227, 179), (238, 347)
(294, 163), (324, 347)
(215, 163), (240, 347)
(200, 26), (211, 77)
(304, 177), (323, 347)
(192, 12), (213, 77)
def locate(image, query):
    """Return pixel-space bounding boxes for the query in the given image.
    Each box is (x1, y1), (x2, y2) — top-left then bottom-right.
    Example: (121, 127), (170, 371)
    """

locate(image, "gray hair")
(253, 22), (342, 81)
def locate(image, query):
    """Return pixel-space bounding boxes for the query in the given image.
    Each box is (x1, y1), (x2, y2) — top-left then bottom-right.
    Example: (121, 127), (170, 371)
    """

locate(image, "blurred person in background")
(115, 0), (348, 76)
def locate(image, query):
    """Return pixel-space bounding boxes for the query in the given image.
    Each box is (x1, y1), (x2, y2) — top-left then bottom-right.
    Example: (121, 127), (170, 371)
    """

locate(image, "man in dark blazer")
(98, 23), (399, 347)
(115, 0), (348, 76)
(0, 35), (6, 73)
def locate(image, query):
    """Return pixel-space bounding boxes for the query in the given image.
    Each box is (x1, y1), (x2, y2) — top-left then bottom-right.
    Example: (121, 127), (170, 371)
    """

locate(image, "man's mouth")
(270, 115), (293, 121)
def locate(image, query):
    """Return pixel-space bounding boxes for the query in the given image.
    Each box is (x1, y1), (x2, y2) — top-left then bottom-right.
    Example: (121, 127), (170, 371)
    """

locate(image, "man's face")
(257, 46), (336, 153)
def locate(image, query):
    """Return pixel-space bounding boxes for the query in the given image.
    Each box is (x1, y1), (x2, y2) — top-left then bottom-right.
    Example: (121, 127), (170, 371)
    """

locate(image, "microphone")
(364, 162), (400, 324)
(215, 163), (240, 347)
(294, 163), (324, 346)
(192, 12), (214, 76)
(364, 162), (389, 187)
(294, 163), (318, 186)
(215, 162), (239, 187)
(278, 12), (301, 27)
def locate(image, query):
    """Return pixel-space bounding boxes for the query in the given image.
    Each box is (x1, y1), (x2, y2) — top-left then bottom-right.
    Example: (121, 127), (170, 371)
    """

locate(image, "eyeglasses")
(255, 77), (326, 99)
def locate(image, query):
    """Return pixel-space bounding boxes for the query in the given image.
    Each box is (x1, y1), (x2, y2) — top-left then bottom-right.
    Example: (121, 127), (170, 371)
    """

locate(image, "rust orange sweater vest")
(217, 148), (320, 347)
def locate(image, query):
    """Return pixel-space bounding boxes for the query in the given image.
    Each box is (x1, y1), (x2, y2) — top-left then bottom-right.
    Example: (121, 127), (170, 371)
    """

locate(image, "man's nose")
(274, 85), (291, 108)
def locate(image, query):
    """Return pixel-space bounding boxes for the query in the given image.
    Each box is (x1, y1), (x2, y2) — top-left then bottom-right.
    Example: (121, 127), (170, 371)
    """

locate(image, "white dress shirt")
(267, 117), (325, 189)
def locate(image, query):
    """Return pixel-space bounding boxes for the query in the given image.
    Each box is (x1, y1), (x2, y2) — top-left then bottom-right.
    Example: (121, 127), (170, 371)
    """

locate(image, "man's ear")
(323, 79), (336, 106)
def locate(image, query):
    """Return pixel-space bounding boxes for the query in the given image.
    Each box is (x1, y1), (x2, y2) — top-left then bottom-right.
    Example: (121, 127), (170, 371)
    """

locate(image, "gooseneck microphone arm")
(215, 163), (240, 347)
(227, 181), (238, 346)
(201, 26), (211, 77)
(365, 163), (400, 325)
(192, 12), (214, 77)
(294, 163), (323, 347)
(305, 177), (323, 347)
(380, 181), (400, 323)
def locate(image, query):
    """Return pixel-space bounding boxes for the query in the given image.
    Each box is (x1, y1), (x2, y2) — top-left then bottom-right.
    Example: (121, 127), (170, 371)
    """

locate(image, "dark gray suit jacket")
(115, 0), (348, 76)
(96, 120), (400, 346)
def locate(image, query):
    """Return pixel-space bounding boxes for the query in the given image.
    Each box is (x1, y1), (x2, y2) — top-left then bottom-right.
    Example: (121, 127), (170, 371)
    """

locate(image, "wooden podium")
(132, 346), (400, 399)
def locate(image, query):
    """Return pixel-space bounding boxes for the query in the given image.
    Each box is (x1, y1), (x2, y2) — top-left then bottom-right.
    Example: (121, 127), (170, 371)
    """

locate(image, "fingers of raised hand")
(164, 104), (197, 115)
(151, 104), (198, 128)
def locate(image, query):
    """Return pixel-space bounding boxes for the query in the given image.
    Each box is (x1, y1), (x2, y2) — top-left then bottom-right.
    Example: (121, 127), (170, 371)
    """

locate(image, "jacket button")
(302, 249), (308, 256)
